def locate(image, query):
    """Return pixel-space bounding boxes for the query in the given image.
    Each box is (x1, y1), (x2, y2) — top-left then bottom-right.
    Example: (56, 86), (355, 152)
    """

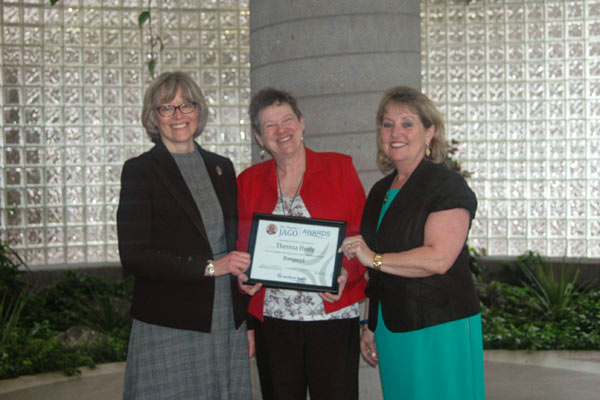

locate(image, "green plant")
(49, 0), (162, 76)
(0, 321), (94, 378)
(514, 251), (592, 320)
(0, 242), (134, 379)
(0, 290), (30, 351)
(138, 0), (164, 77)
(0, 269), (133, 379)
(0, 242), (31, 352)
(24, 272), (132, 333)
(468, 247), (487, 278)
(0, 242), (29, 295)
(446, 139), (471, 178)
(480, 280), (600, 350)
(23, 271), (100, 331)
(77, 286), (131, 337)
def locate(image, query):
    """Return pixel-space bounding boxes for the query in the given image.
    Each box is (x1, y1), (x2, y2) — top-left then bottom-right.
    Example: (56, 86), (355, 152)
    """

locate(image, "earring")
(260, 148), (265, 160)
(425, 145), (431, 158)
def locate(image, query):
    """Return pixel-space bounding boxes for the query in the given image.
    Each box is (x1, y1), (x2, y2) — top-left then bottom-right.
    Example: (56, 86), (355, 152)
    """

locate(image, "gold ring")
(347, 243), (352, 249)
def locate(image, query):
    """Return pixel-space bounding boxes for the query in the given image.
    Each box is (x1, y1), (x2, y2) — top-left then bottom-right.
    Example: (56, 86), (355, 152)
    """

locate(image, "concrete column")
(248, 0), (421, 190)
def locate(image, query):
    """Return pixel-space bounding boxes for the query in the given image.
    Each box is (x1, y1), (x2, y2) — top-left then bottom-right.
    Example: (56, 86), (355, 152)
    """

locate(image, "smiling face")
(156, 89), (198, 153)
(378, 103), (434, 170)
(255, 102), (305, 160)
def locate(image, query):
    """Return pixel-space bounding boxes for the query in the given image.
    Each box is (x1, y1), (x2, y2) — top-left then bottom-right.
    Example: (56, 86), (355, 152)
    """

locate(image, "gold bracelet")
(373, 253), (382, 270)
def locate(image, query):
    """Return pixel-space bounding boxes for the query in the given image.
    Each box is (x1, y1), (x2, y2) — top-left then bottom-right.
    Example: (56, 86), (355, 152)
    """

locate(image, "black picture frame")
(246, 213), (346, 293)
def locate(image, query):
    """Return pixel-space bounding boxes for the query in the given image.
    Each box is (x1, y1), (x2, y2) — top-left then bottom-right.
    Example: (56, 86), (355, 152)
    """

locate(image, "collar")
(260, 146), (323, 191)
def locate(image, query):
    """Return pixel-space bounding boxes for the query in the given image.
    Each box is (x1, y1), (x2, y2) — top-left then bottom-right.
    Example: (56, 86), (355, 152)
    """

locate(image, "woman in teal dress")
(340, 86), (485, 399)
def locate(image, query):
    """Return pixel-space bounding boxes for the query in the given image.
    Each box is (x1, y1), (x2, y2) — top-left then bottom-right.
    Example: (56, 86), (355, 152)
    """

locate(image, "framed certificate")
(246, 213), (346, 293)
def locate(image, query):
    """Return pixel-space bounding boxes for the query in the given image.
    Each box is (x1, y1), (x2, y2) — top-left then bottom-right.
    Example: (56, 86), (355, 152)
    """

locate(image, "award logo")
(266, 223), (277, 235)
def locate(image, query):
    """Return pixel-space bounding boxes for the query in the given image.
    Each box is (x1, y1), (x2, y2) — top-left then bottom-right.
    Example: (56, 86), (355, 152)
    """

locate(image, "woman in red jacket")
(236, 88), (366, 400)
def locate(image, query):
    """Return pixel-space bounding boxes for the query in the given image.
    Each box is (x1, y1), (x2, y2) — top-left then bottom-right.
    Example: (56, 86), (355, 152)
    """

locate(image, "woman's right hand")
(237, 275), (263, 295)
(210, 251), (251, 277)
(360, 328), (379, 366)
(340, 235), (376, 269)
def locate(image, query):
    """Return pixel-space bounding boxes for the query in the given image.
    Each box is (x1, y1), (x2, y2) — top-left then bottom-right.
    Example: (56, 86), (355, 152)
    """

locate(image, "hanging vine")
(48, 0), (162, 77)
(138, 0), (164, 77)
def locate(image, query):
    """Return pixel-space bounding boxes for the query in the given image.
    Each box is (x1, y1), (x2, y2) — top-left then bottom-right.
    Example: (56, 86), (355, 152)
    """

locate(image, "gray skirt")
(123, 276), (252, 400)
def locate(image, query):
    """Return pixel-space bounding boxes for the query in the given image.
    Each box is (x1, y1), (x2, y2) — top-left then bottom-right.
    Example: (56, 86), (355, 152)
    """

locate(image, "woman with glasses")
(117, 71), (252, 399)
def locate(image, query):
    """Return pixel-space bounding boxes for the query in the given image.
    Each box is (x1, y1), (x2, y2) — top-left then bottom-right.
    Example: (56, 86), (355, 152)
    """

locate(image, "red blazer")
(237, 147), (367, 321)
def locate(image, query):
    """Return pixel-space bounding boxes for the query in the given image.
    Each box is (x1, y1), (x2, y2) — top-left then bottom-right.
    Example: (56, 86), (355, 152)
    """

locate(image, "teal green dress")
(375, 189), (485, 400)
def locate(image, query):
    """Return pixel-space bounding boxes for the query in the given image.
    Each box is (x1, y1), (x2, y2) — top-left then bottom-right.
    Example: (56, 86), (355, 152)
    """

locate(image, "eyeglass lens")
(157, 102), (197, 117)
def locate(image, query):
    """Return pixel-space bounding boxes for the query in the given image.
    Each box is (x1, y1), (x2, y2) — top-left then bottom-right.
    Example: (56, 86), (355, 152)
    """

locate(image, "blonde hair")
(141, 71), (209, 143)
(375, 86), (447, 174)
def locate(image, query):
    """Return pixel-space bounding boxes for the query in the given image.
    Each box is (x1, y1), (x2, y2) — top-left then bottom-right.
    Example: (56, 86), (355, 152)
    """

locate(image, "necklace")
(276, 170), (304, 216)
(385, 174), (404, 203)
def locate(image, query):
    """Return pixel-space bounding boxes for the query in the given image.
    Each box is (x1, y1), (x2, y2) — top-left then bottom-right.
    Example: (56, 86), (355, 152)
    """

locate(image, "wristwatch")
(372, 253), (383, 271)
(206, 259), (215, 277)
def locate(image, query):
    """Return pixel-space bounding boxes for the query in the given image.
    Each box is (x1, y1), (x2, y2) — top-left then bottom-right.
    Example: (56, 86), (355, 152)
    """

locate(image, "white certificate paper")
(247, 213), (346, 292)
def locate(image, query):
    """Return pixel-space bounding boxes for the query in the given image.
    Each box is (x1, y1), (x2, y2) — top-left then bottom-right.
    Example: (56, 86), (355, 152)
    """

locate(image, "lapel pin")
(216, 166), (223, 176)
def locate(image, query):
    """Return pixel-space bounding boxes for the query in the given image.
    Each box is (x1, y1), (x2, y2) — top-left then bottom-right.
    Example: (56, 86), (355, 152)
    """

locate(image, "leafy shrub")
(446, 139), (471, 178)
(0, 242), (32, 357)
(1, 274), (132, 379)
(479, 280), (600, 350)
(0, 321), (91, 378)
(515, 251), (593, 320)
(473, 250), (599, 350)
(24, 271), (133, 338)
(469, 247), (487, 278)
(0, 242), (28, 296)
(0, 319), (129, 379)
(1, 290), (30, 350)
(77, 286), (132, 337)
(2, 244), (598, 379)
(0, 243), (132, 379)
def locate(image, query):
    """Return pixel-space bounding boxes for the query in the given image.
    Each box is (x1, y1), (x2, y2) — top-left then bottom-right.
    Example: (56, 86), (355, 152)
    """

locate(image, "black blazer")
(116, 141), (248, 332)
(361, 160), (480, 333)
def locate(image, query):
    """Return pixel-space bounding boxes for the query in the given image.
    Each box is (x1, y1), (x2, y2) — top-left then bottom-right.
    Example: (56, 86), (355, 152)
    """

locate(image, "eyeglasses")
(156, 102), (198, 117)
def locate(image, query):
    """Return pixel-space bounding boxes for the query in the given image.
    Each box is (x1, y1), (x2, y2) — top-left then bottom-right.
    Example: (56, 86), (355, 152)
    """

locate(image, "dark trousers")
(254, 317), (360, 400)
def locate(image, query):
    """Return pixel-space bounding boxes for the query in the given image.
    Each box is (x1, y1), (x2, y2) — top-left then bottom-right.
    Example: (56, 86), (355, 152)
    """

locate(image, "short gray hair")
(248, 87), (303, 135)
(141, 71), (209, 143)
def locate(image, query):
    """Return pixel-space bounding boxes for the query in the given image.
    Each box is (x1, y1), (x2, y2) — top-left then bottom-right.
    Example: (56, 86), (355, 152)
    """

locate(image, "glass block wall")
(1, 0), (251, 265)
(3, 0), (599, 265)
(421, 0), (600, 258)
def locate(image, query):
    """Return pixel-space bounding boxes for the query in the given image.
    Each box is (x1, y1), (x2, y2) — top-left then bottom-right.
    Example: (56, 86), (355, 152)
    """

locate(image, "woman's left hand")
(339, 235), (375, 269)
(237, 277), (263, 296)
(360, 328), (378, 366)
(247, 329), (255, 358)
(319, 267), (348, 303)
